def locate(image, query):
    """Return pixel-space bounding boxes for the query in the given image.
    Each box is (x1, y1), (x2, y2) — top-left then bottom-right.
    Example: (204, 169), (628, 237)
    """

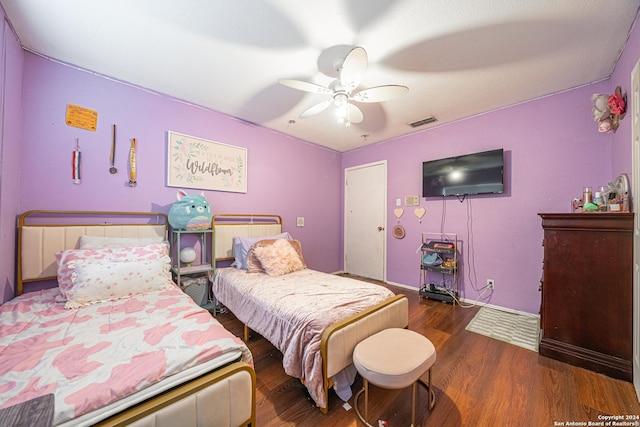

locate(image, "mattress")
(0, 285), (252, 426)
(212, 267), (394, 407)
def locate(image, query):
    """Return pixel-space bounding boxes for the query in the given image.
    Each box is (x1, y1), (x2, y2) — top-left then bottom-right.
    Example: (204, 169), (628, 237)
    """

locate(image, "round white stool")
(353, 328), (436, 427)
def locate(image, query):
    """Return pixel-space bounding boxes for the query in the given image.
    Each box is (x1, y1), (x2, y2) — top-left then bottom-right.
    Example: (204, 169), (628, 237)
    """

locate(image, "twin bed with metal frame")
(5, 210), (408, 425)
(210, 214), (409, 413)
(6, 210), (256, 427)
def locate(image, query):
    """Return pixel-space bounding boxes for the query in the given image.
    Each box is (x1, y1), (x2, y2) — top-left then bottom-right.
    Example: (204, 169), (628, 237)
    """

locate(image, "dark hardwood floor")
(216, 282), (640, 426)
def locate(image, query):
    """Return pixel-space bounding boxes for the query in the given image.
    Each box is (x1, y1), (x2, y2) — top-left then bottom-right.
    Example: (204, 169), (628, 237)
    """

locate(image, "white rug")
(465, 307), (540, 352)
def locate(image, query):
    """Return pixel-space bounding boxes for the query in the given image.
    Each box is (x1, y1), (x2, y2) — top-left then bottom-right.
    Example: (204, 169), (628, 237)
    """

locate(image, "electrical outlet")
(487, 279), (495, 289)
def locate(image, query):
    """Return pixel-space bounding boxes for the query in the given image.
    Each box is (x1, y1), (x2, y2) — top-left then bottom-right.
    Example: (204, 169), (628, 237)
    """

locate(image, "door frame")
(343, 160), (387, 281)
(631, 59), (640, 402)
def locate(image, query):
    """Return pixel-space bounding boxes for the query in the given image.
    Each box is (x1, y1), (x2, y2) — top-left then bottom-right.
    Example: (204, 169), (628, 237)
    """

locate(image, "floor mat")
(465, 306), (540, 352)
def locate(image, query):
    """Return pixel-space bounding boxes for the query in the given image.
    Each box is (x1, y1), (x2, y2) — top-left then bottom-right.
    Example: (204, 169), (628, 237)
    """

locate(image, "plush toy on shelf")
(168, 190), (212, 230)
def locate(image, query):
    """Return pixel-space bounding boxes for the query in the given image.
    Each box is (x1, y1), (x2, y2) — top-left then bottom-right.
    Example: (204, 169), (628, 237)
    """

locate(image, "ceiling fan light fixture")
(334, 93), (351, 126)
(335, 93), (347, 113)
(338, 118), (351, 127)
(278, 46), (406, 128)
(336, 113), (351, 127)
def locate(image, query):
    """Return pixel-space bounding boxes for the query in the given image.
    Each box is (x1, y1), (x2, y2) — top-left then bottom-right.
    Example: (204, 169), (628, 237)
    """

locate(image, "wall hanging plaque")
(66, 104), (98, 131)
(167, 131), (247, 193)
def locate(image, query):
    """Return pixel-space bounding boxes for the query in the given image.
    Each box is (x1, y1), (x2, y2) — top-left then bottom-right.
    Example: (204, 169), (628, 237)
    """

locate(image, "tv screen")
(422, 149), (504, 197)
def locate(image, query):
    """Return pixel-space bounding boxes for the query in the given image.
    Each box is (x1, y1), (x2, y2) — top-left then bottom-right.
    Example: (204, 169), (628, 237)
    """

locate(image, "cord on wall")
(431, 195), (494, 309)
(450, 196), (495, 309)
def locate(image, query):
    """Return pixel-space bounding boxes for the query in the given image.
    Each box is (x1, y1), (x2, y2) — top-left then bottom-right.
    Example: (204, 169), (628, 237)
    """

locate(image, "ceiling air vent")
(408, 116), (437, 128)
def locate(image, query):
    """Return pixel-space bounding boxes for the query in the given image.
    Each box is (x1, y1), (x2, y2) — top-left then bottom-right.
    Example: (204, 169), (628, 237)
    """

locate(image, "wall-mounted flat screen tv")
(422, 148), (504, 197)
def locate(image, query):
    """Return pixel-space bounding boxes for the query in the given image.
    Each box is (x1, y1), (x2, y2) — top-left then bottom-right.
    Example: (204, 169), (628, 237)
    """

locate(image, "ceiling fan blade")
(278, 79), (333, 95)
(339, 47), (367, 92)
(346, 103), (364, 123)
(351, 85), (409, 103)
(299, 99), (332, 118)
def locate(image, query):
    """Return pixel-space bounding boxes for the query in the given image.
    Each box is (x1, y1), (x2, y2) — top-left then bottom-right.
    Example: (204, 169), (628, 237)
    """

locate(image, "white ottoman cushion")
(353, 328), (436, 389)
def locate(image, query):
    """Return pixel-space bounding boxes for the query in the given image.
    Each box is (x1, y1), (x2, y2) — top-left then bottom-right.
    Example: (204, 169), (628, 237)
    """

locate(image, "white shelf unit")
(170, 229), (216, 313)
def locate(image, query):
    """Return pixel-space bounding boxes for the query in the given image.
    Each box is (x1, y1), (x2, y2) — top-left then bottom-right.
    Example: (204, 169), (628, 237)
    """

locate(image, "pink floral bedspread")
(0, 285), (252, 425)
(212, 268), (394, 408)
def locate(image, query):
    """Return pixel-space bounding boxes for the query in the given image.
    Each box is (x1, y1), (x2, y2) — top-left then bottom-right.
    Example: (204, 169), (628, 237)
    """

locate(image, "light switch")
(296, 217), (304, 227)
(396, 198), (401, 207)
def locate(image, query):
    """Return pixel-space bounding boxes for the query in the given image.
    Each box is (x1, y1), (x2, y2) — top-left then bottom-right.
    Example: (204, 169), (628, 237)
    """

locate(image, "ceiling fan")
(279, 47), (408, 126)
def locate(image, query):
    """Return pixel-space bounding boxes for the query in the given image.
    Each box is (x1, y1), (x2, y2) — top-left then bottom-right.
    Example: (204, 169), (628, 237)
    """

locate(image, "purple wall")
(0, 13), (24, 303)
(611, 18), (640, 178)
(343, 82), (620, 314)
(5, 53), (343, 301)
(341, 20), (639, 315)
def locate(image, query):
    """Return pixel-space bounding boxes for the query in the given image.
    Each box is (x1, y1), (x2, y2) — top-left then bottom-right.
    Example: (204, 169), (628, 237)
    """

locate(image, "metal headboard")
(211, 214), (282, 262)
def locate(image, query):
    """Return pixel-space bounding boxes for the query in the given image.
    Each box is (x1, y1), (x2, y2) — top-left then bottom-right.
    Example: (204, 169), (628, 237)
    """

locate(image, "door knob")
(377, 226), (385, 231)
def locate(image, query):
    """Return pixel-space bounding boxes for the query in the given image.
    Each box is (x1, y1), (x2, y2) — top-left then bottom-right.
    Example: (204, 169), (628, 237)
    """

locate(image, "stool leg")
(427, 367), (435, 410)
(418, 368), (436, 411)
(354, 379), (375, 427)
(411, 382), (417, 427)
(364, 378), (369, 421)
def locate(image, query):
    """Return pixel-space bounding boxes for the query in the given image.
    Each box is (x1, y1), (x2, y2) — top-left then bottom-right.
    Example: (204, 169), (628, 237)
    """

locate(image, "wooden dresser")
(538, 213), (633, 381)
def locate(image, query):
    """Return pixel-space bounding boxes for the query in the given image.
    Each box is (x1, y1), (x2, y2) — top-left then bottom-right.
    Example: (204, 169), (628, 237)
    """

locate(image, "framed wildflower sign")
(167, 131), (247, 193)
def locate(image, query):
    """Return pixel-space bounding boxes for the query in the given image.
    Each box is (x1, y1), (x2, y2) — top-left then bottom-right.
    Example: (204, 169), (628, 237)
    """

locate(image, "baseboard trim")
(540, 337), (632, 382)
(338, 274), (540, 318)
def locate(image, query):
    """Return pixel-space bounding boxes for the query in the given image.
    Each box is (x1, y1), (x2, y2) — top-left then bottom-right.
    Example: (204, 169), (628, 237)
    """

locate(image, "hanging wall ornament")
(109, 124), (117, 174)
(72, 138), (81, 185)
(393, 208), (404, 222)
(392, 207), (405, 239)
(128, 138), (137, 187)
(392, 224), (405, 239)
(591, 86), (627, 133)
(414, 207), (426, 223)
(608, 86), (627, 130)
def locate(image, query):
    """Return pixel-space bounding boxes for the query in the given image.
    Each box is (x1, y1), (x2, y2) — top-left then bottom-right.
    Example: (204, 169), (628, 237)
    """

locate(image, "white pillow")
(63, 256), (173, 309)
(79, 235), (165, 249)
(231, 232), (292, 269)
(56, 243), (170, 299)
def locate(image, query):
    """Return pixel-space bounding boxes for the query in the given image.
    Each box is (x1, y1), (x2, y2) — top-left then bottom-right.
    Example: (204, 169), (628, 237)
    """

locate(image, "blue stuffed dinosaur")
(168, 190), (212, 230)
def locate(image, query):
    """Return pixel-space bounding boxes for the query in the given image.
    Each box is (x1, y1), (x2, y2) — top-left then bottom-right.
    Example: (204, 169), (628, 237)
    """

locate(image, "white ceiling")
(1, 1), (639, 152)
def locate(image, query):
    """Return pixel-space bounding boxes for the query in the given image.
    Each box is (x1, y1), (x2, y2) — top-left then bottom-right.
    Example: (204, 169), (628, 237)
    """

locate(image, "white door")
(344, 161), (387, 281)
(631, 59), (640, 402)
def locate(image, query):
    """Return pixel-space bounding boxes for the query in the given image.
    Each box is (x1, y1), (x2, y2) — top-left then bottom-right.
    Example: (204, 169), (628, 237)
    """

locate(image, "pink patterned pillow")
(55, 243), (169, 299)
(63, 257), (173, 309)
(248, 239), (306, 276)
